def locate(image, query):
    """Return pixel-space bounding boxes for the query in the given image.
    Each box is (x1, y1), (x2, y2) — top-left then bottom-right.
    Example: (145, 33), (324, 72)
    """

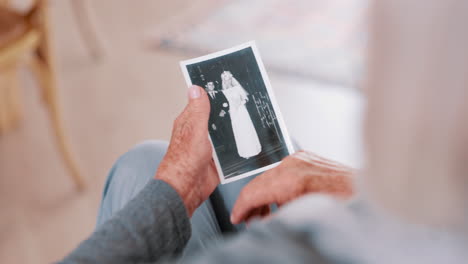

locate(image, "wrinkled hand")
(155, 85), (219, 216)
(230, 151), (355, 224)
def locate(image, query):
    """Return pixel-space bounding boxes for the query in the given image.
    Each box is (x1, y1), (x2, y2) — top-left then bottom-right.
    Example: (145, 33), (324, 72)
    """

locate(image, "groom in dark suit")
(205, 82), (233, 154)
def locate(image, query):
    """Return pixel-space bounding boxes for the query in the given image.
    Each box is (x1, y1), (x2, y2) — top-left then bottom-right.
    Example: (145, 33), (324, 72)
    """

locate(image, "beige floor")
(0, 0), (193, 262)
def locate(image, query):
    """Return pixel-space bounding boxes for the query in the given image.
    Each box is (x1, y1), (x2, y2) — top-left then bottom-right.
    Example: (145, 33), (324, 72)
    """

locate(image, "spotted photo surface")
(181, 42), (294, 183)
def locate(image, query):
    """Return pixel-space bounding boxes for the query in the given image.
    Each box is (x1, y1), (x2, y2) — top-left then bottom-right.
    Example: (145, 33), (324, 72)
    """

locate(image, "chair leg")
(0, 0), (10, 7)
(0, 65), (22, 134)
(0, 74), (12, 134)
(6, 66), (22, 127)
(32, 1), (86, 190)
(70, 0), (103, 60)
(30, 55), (86, 191)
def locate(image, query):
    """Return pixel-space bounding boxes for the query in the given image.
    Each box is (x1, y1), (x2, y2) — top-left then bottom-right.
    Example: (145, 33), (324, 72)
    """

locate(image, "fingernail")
(230, 214), (236, 224)
(189, 85), (200, 99)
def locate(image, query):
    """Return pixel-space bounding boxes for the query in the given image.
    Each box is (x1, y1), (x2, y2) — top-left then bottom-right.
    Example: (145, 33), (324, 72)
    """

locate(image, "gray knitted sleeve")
(58, 179), (191, 264)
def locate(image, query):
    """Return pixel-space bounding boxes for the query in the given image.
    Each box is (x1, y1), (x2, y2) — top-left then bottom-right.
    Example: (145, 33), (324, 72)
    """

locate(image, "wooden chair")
(0, 0), (86, 190)
(70, 0), (103, 60)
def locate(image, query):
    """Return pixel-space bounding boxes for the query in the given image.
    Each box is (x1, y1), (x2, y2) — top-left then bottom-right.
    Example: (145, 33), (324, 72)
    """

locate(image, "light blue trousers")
(96, 140), (255, 255)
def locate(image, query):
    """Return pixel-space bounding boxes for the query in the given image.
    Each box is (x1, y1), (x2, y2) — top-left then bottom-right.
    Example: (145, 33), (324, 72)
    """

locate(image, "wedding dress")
(223, 83), (262, 158)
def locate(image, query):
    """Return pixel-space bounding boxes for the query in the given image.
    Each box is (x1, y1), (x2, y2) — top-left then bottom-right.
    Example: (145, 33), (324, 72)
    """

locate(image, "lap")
(96, 141), (221, 256)
(96, 140), (256, 255)
(97, 140), (168, 225)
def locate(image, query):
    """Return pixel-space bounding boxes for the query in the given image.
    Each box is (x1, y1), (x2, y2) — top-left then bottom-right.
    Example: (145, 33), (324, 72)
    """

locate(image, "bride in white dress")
(221, 71), (262, 158)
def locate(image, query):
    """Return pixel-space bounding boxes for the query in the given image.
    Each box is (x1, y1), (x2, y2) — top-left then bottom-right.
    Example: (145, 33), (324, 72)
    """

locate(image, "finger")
(243, 205), (272, 224)
(260, 204), (271, 217)
(185, 85), (211, 124)
(172, 86), (211, 145)
(231, 174), (274, 224)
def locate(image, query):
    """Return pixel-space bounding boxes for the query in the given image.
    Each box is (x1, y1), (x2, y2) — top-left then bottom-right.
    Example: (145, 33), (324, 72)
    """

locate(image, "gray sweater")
(58, 179), (336, 264)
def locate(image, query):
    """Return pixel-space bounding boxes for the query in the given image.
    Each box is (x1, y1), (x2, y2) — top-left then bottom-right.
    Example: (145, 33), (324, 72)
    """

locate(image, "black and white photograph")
(180, 42), (294, 183)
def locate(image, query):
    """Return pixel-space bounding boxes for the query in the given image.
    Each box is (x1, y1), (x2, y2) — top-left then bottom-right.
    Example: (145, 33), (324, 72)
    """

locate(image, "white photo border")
(180, 41), (295, 184)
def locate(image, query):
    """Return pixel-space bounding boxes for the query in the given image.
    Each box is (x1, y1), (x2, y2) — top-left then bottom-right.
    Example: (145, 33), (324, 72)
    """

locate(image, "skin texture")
(231, 151), (355, 224)
(155, 85), (220, 216)
(155, 85), (355, 221)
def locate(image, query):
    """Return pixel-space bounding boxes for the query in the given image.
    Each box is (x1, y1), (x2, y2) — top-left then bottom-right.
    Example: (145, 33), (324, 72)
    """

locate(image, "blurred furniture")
(147, 0), (367, 88)
(0, 0), (86, 190)
(70, 0), (103, 60)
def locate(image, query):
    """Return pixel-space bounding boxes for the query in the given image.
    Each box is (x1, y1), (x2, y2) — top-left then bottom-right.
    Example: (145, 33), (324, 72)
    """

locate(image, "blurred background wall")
(0, 0), (365, 262)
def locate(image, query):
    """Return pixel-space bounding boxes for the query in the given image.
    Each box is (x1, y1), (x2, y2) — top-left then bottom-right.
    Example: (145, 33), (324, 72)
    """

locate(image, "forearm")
(58, 180), (191, 264)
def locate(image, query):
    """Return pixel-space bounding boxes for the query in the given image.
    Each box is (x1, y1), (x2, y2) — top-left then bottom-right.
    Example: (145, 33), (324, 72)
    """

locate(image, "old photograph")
(180, 42), (294, 183)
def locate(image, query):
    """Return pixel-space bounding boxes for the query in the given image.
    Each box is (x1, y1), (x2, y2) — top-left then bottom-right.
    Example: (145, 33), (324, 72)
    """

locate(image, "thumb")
(186, 85), (210, 123)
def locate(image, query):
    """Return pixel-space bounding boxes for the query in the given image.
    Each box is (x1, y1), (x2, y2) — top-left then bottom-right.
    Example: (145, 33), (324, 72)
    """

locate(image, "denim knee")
(124, 140), (169, 163)
(97, 140), (170, 226)
(103, 140), (169, 201)
(113, 140), (169, 179)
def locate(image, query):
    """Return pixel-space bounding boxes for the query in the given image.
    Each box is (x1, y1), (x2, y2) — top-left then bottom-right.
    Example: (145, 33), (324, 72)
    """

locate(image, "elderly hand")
(155, 85), (219, 216)
(230, 151), (355, 224)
